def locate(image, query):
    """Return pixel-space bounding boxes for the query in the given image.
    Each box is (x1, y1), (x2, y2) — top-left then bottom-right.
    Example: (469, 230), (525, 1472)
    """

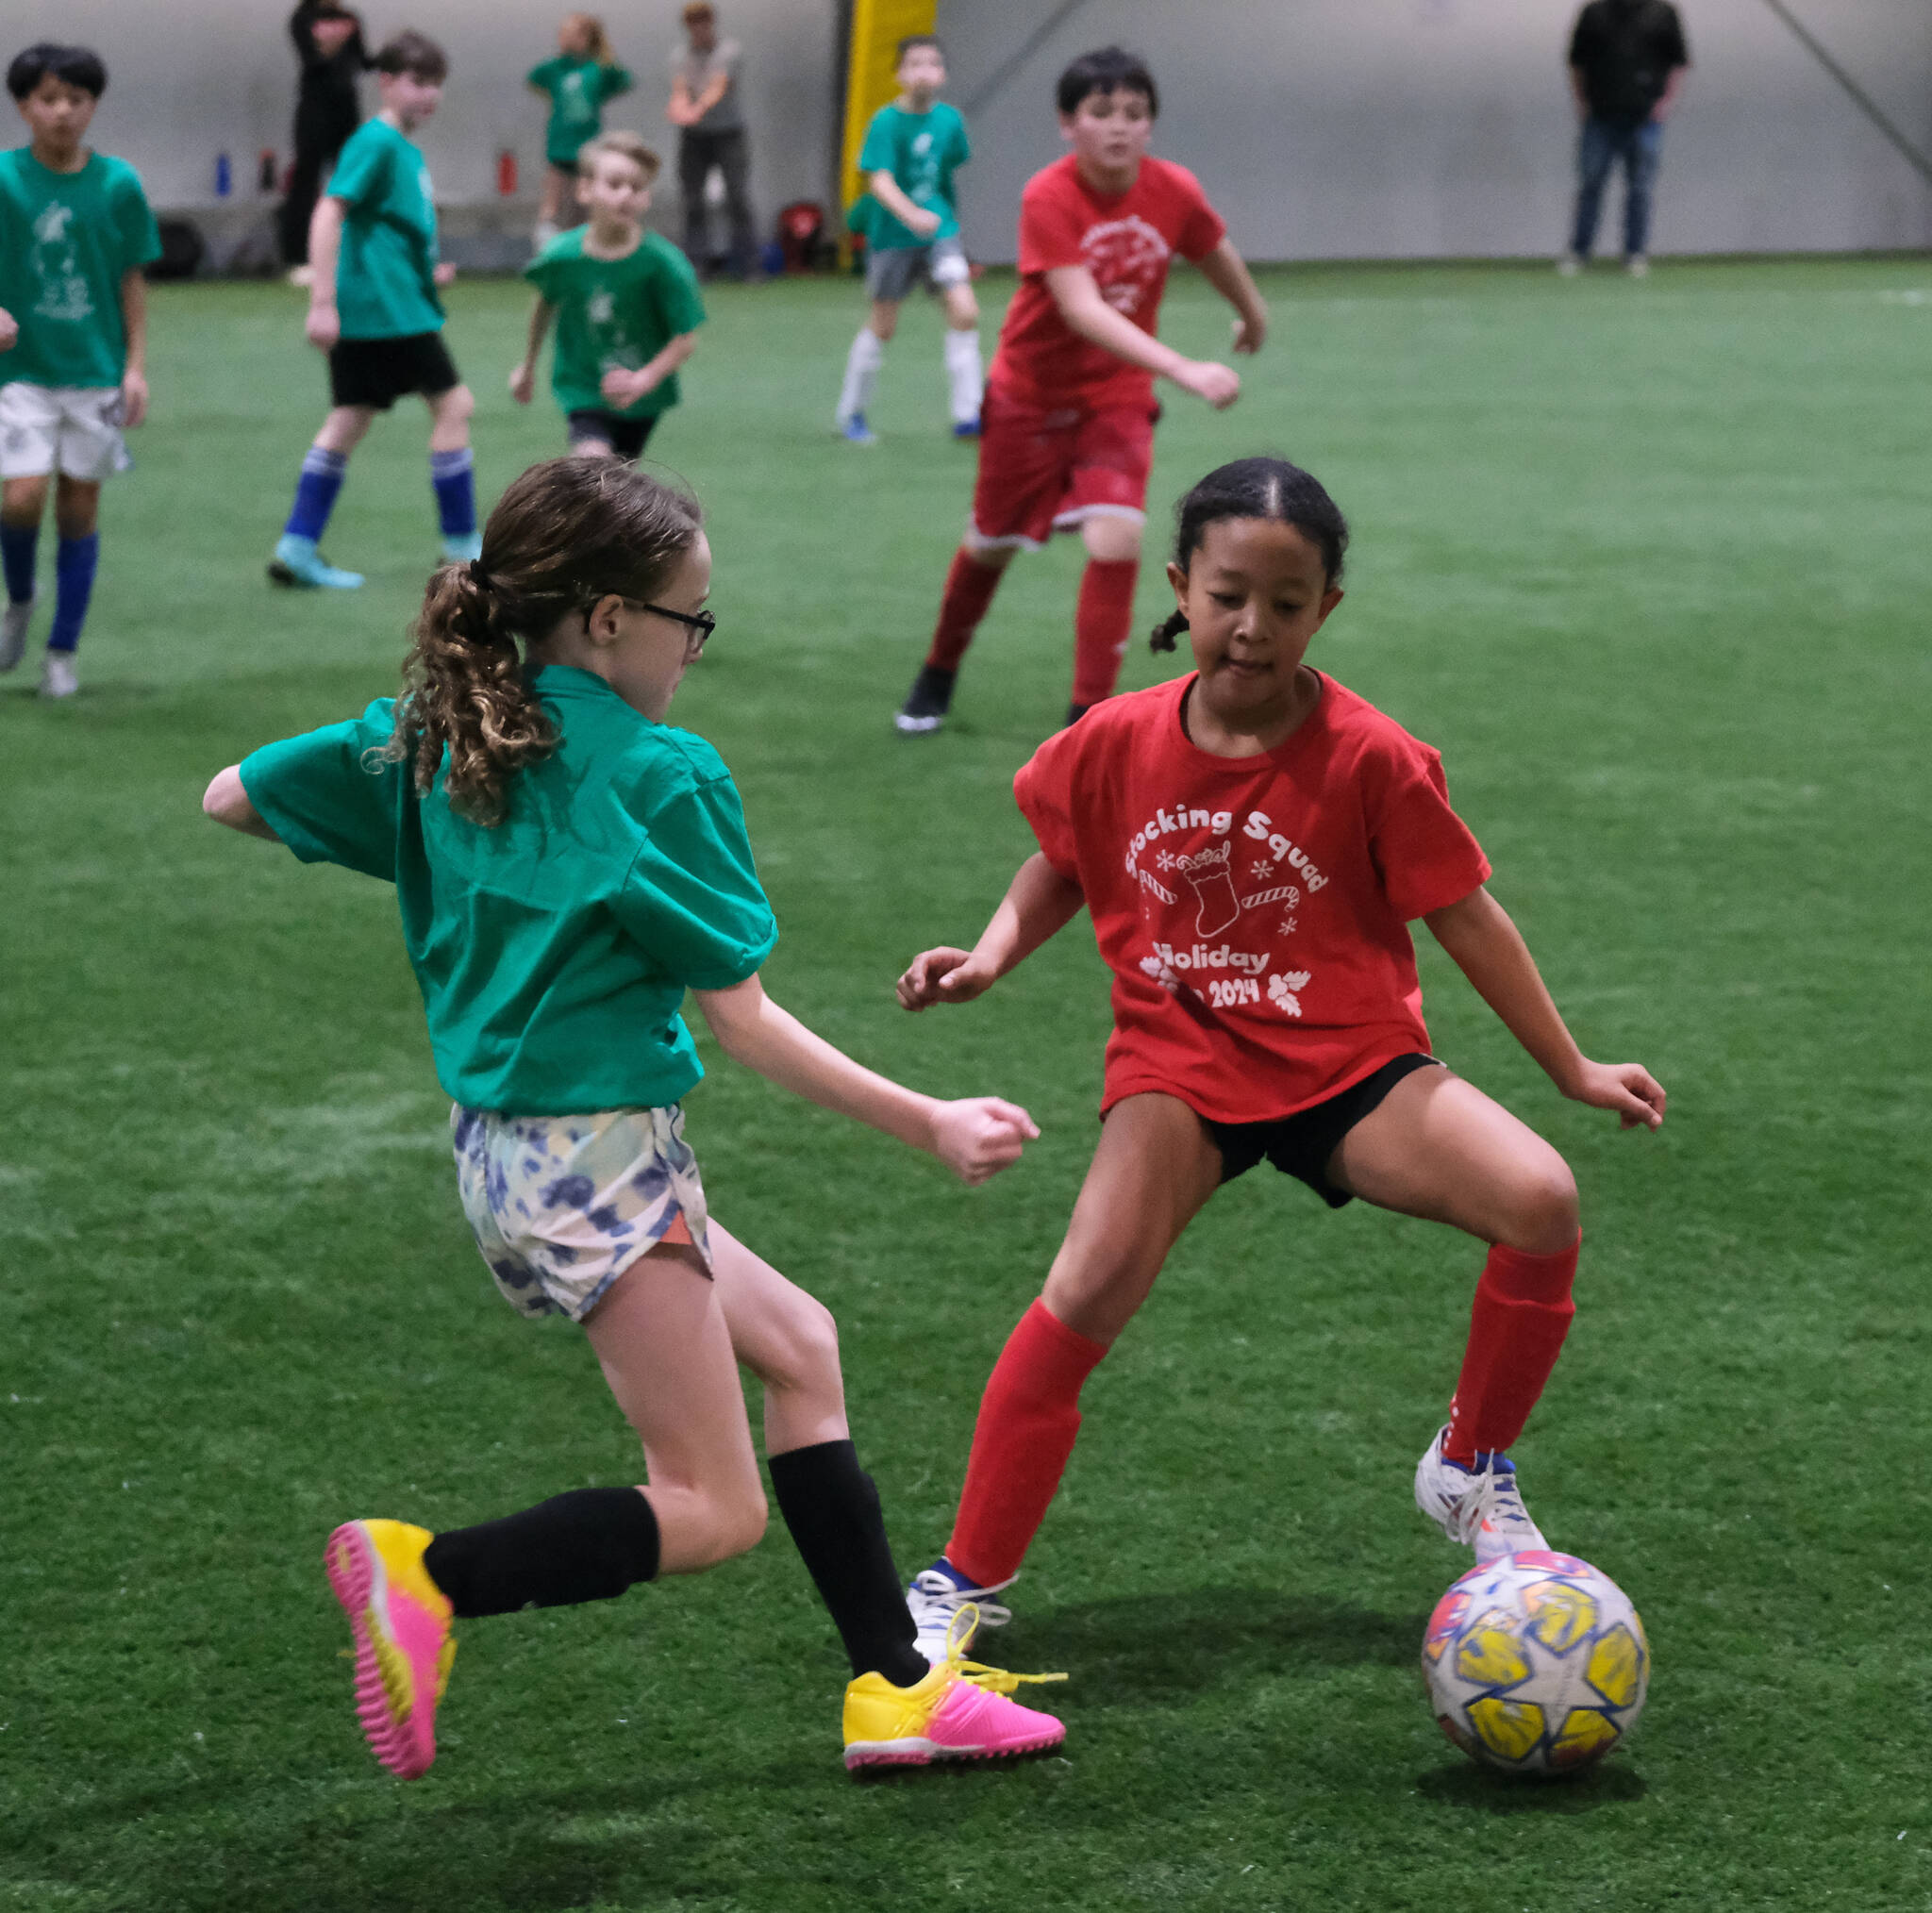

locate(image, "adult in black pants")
(666, 2), (757, 280)
(279, 2), (370, 272)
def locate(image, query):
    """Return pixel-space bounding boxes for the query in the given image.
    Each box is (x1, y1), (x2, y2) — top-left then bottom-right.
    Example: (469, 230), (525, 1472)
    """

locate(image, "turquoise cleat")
(269, 534), (363, 590)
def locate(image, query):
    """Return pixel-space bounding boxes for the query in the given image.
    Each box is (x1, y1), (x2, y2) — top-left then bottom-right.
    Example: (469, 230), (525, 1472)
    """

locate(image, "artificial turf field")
(4, 255), (1930, 1911)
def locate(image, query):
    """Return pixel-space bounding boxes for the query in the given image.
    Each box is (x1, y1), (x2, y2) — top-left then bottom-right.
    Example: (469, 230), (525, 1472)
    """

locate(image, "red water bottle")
(497, 149), (518, 197)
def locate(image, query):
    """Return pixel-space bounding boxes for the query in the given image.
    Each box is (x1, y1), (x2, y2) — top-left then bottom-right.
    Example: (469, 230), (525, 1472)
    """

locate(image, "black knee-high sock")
(423, 1486), (660, 1619)
(767, 1439), (927, 1688)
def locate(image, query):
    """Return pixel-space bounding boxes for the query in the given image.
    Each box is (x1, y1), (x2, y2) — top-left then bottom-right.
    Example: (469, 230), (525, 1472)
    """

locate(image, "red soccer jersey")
(1013, 674), (1492, 1124)
(991, 153), (1226, 411)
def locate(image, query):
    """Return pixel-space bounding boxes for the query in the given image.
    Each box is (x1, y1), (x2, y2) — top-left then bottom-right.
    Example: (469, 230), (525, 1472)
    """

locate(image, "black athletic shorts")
(328, 331), (461, 410)
(1199, 1054), (1443, 1208)
(566, 408), (658, 460)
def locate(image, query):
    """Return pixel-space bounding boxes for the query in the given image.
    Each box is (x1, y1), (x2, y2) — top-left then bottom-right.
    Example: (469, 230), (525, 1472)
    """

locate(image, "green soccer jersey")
(327, 117), (442, 341)
(239, 667), (777, 1116)
(524, 228), (706, 419)
(853, 101), (970, 251)
(527, 56), (634, 168)
(0, 147), (160, 390)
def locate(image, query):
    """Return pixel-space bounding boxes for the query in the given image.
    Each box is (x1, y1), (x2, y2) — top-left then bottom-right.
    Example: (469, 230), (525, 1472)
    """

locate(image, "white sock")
(944, 327), (983, 424)
(837, 327), (885, 424)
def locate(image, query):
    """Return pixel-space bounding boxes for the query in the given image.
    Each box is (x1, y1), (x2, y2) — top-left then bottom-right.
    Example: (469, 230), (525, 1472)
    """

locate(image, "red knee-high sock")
(1071, 557), (1139, 708)
(925, 549), (1005, 672)
(946, 1299), (1108, 1588)
(1443, 1233), (1580, 1463)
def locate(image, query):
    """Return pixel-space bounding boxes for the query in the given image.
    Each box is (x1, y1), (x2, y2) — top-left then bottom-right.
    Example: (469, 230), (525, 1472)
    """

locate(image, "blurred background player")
(510, 131), (705, 461)
(205, 457), (1065, 1778)
(269, 30), (475, 591)
(835, 35), (978, 445)
(666, 3), (756, 283)
(893, 457), (1667, 1660)
(1560, 0), (1690, 277)
(892, 46), (1267, 739)
(526, 12), (632, 250)
(279, 2), (369, 279)
(0, 42), (159, 700)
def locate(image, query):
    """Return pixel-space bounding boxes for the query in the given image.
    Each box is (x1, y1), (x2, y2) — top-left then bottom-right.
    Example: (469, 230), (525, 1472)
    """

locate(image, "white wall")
(935, 0), (1932, 259)
(5, 0), (841, 219)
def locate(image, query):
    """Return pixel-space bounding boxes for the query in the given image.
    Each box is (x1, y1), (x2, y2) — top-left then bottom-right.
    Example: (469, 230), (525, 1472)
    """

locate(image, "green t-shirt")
(0, 148), (160, 390)
(524, 228), (705, 419)
(527, 56), (634, 168)
(852, 101), (970, 251)
(238, 668), (777, 1116)
(327, 117), (442, 341)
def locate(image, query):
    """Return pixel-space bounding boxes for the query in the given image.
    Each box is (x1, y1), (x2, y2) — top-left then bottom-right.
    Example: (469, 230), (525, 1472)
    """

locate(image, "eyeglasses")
(637, 601), (716, 653)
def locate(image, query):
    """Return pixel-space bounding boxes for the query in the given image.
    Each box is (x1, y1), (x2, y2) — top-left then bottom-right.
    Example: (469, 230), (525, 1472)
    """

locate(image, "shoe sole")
(844, 1722), (1064, 1770)
(893, 713), (943, 735)
(267, 560), (362, 591)
(325, 1522), (444, 1780)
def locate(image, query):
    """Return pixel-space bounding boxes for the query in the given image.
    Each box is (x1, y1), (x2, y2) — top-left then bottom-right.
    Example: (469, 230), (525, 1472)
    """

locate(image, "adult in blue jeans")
(1561, 0), (1689, 277)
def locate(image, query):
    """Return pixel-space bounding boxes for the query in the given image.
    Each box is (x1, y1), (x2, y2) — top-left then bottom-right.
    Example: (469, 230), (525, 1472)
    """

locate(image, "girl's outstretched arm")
(1424, 886), (1665, 1130)
(691, 974), (1039, 1186)
(897, 851), (1085, 1011)
(202, 766), (281, 841)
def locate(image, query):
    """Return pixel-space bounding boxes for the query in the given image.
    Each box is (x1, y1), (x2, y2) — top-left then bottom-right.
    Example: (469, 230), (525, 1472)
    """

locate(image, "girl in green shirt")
(527, 12), (633, 246)
(203, 456), (1066, 1778)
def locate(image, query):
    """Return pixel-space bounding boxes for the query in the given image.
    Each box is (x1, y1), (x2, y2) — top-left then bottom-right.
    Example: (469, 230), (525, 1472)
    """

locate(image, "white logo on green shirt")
(30, 201), (93, 324)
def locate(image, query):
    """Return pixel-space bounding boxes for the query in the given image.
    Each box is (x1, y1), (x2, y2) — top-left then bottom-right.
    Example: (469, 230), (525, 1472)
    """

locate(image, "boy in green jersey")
(0, 42), (160, 699)
(511, 132), (705, 461)
(836, 37), (979, 444)
(270, 29), (477, 591)
(526, 13), (633, 247)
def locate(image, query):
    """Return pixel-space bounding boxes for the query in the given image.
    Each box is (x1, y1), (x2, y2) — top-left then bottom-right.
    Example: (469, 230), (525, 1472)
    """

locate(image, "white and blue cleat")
(269, 533), (363, 591)
(1414, 1424), (1550, 1566)
(839, 412), (877, 445)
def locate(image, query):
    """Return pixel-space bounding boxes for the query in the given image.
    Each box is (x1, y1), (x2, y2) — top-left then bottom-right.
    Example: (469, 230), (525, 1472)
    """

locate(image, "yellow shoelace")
(941, 1603), (1068, 1693)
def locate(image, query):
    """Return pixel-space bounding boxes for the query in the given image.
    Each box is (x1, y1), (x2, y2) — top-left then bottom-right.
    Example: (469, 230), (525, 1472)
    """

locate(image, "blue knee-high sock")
(48, 533), (100, 654)
(284, 446), (348, 541)
(1, 521), (37, 604)
(429, 447), (476, 538)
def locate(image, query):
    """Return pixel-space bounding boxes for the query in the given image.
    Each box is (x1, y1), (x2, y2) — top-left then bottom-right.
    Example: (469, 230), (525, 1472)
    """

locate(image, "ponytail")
(1149, 607), (1189, 653)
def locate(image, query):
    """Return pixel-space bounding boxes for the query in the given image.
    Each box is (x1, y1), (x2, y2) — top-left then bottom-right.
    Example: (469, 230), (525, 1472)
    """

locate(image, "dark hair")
(1151, 457), (1349, 652)
(896, 34), (943, 62)
(8, 42), (107, 101)
(1056, 45), (1157, 119)
(374, 29), (447, 83)
(378, 457), (703, 824)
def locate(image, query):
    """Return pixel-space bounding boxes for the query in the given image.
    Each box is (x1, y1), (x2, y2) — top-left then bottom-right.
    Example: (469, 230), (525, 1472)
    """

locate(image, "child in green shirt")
(526, 11), (633, 247)
(268, 30), (476, 592)
(0, 42), (160, 700)
(836, 36), (979, 444)
(203, 455), (1067, 1778)
(510, 131), (704, 460)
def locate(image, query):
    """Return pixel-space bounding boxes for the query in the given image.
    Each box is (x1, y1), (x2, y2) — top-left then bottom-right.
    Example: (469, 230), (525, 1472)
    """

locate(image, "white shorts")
(866, 236), (970, 303)
(0, 380), (132, 482)
(452, 1103), (711, 1322)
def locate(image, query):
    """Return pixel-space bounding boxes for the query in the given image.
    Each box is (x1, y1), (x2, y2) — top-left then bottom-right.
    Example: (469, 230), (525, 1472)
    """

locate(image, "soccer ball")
(1421, 1551), (1649, 1775)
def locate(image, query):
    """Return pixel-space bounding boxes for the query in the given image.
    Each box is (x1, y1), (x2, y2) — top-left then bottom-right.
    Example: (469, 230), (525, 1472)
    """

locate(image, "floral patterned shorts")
(451, 1104), (712, 1322)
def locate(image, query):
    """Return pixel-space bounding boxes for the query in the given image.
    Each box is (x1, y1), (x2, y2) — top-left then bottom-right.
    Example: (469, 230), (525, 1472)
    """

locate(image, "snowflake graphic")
(1250, 858), (1276, 880)
(1154, 849), (1178, 873)
(1139, 954), (1182, 994)
(1267, 970), (1312, 1017)
(1276, 914), (1299, 937)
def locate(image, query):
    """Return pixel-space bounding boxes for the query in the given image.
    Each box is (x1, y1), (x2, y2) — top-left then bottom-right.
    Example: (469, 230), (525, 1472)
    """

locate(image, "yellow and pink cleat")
(325, 1519), (456, 1780)
(841, 1605), (1066, 1772)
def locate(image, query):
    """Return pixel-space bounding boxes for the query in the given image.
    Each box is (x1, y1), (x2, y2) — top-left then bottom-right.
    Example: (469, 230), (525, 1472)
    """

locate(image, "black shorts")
(328, 332), (461, 411)
(1200, 1054), (1443, 1208)
(566, 409), (659, 460)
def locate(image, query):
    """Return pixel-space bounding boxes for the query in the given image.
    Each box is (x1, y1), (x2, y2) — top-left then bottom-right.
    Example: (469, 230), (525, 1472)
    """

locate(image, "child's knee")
(704, 1483), (769, 1564)
(439, 384), (475, 425)
(758, 1288), (842, 1399)
(868, 306), (898, 342)
(1500, 1157), (1579, 1256)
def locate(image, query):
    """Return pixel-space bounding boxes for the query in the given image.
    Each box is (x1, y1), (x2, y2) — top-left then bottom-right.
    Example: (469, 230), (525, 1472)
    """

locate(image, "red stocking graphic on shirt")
(1177, 841), (1241, 938)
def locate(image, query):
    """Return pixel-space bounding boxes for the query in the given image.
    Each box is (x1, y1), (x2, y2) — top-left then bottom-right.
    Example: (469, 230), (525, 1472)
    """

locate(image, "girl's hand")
(434, 262), (458, 287)
(897, 947), (995, 1010)
(1173, 358), (1241, 408)
(0, 307), (18, 352)
(119, 369), (149, 427)
(600, 366), (658, 407)
(930, 1097), (1040, 1185)
(306, 302), (341, 350)
(1230, 313), (1265, 354)
(1564, 1059), (1666, 1131)
(508, 362), (535, 404)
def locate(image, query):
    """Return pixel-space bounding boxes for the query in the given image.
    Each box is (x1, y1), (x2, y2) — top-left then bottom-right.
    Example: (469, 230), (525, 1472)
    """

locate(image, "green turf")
(5, 257), (1931, 1911)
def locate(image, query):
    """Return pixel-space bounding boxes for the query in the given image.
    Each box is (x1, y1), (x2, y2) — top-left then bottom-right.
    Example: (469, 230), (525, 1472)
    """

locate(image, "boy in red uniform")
(892, 46), (1268, 737)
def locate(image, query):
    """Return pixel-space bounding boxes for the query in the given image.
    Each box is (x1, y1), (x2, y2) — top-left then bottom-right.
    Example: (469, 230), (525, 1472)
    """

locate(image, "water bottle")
(214, 152), (232, 198)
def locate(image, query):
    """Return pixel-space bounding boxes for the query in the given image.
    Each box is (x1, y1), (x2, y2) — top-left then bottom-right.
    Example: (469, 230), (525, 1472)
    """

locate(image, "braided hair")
(1150, 457), (1349, 652)
(375, 457), (702, 824)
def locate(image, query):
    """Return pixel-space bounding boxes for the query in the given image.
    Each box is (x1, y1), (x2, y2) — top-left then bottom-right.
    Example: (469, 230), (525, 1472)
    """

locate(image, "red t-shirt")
(991, 153), (1226, 412)
(1013, 674), (1492, 1124)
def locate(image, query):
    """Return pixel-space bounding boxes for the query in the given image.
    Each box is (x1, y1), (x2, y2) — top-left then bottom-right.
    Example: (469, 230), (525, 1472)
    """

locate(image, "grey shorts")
(866, 235), (969, 303)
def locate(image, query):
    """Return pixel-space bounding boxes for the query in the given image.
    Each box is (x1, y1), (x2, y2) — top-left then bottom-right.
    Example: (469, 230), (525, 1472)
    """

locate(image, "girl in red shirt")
(896, 457), (1666, 1657)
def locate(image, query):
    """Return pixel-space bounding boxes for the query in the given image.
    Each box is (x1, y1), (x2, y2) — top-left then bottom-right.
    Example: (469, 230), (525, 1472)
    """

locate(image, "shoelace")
(908, 1569), (1012, 1633)
(1449, 1461), (1537, 1545)
(940, 1604), (1066, 1694)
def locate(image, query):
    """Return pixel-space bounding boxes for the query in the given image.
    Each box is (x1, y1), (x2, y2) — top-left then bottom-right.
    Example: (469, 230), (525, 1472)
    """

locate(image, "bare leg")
(312, 405), (376, 457)
(53, 474), (100, 541)
(1, 474), (50, 530)
(425, 383), (475, 456)
(708, 1220), (849, 1456)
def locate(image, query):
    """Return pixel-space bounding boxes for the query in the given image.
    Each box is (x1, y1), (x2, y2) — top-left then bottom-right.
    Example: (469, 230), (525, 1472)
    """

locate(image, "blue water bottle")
(215, 152), (232, 198)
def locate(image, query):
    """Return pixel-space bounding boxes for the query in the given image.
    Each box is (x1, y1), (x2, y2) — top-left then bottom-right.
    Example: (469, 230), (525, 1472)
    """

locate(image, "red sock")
(1071, 557), (1139, 707)
(1443, 1233), (1580, 1463)
(925, 549), (1005, 672)
(946, 1299), (1108, 1587)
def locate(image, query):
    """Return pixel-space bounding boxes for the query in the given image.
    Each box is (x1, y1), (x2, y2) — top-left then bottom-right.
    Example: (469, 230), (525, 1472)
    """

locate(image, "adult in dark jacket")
(1561, 0), (1690, 276)
(279, 2), (371, 271)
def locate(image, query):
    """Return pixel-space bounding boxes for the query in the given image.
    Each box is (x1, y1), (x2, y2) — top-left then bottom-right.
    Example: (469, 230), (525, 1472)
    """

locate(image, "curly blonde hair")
(380, 457), (702, 824)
